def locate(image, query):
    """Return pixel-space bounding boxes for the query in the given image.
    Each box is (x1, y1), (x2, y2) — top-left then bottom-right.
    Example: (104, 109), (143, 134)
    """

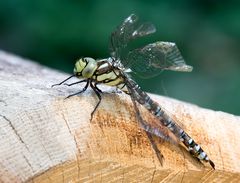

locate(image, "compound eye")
(74, 58), (87, 74)
(82, 57), (97, 78)
(83, 58), (88, 63)
(84, 57), (96, 63)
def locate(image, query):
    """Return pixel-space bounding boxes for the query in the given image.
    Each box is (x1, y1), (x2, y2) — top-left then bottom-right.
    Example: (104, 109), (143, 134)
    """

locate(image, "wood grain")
(0, 50), (240, 183)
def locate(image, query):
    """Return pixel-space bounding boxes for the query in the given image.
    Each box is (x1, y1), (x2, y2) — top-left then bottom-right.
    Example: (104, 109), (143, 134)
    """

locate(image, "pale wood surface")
(0, 50), (240, 183)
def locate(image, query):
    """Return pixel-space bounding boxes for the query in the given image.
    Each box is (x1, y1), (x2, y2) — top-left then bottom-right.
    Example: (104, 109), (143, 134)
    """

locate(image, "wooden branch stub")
(0, 50), (240, 182)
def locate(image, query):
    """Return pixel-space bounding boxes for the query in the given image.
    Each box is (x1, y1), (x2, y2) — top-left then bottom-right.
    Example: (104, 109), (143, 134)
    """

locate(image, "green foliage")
(0, 0), (240, 115)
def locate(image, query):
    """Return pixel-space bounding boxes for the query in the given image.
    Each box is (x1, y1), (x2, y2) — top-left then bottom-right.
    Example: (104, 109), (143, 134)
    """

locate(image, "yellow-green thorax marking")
(74, 57), (129, 93)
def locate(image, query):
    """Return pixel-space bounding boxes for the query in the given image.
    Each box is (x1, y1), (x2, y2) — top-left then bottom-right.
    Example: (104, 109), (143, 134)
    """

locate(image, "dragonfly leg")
(146, 131), (164, 165)
(90, 82), (102, 120)
(51, 75), (75, 87)
(64, 79), (88, 86)
(130, 93), (164, 165)
(65, 80), (90, 99)
(94, 83), (103, 93)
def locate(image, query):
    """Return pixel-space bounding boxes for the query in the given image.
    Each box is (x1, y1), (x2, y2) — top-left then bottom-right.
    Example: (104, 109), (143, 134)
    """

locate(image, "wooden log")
(0, 50), (240, 183)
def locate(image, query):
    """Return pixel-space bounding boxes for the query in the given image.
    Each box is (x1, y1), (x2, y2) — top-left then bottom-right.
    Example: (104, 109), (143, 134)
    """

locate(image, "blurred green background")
(0, 0), (240, 115)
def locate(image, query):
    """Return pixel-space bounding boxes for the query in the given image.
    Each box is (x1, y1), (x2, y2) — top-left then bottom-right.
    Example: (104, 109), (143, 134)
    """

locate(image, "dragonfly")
(52, 14), (215, 169)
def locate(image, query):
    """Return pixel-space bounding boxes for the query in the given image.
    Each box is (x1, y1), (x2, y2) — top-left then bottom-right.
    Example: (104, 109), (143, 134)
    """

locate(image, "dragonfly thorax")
(74, 57), (98, 78)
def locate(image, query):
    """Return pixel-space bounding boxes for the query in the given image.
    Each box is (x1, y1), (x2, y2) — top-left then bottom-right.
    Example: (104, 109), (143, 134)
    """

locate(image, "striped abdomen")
(126, 78), (215, 168)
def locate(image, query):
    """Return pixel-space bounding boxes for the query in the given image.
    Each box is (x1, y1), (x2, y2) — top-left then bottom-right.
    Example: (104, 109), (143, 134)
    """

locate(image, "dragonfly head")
(74, 57), (98, 78)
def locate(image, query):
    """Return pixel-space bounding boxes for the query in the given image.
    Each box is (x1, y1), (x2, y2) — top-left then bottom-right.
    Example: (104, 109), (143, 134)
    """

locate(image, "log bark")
(0, 50), (240, 183)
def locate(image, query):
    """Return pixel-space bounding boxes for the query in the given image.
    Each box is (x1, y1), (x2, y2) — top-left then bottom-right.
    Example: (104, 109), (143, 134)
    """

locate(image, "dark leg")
(64, 79), (88, 86)
(65, 80), (90, 99)
(52, 75), (75, 87)
(94, 83), (103, 93)
(146, 131), (164, 165)
(128, 87), (164, 165)
(90, 82), (102, 120)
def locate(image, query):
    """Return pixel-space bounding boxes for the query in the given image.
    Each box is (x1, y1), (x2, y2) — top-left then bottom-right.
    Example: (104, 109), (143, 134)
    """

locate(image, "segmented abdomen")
(126, 78), (215, 168)
(91, 60), (214, 168)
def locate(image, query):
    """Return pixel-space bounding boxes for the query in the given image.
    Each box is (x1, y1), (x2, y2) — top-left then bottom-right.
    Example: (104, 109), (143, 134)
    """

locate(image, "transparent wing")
(109, 14), (156, 63)
(125, 41), (193, 78)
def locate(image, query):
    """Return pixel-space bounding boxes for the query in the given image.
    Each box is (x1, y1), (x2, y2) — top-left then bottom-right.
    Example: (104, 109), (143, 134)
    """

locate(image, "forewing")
(125, 41), (193, 78)
(109, 14), (156, 62)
